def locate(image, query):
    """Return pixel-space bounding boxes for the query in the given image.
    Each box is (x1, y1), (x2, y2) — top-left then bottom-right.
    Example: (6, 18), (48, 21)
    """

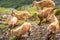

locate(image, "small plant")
(17, 20), (25, 25)
(9, 36), (16, 40)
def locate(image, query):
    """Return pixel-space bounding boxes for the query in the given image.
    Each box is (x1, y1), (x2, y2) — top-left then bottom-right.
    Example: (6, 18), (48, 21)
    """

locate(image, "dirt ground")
(0, 16), (60, 40)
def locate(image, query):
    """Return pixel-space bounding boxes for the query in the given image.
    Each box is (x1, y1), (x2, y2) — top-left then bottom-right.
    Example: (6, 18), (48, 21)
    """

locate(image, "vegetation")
(0, 0), (60, 9)
(55, 7), (60, 15)
(0, 0), (60, 40)
(0, 0), (33, 9)
(9, 36), (16, 40)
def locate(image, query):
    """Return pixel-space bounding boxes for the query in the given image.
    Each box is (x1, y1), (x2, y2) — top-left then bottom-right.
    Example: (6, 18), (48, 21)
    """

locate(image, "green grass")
(0, 7), (20, 14)
(0, 24), (7, 33)
(0, 24), (6, 28)
(0, 7), (11, 13)
(17, 20), (25, 25)
(27, 7), (37, 16)
(9, 36), (16, 40)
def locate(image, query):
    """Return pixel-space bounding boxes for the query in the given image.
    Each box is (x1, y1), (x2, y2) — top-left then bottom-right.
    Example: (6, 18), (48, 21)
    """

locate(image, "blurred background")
(0, 0), (60, 12)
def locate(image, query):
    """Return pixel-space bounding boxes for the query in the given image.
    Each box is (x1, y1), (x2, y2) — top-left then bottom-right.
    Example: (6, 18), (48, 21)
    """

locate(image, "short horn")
(11, 10), (15, 16)
(52, 7), (58, 11)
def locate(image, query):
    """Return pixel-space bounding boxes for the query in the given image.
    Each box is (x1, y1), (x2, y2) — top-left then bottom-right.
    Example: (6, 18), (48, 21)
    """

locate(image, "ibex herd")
(1, 0), (59, 40)
(32, 0), (59, 40)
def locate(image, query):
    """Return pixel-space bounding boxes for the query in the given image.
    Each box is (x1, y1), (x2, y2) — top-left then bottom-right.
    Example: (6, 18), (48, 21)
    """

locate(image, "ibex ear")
(52, 7), (58, 11)
(12, 10), (15, 14)
(11, 10), (15, 16)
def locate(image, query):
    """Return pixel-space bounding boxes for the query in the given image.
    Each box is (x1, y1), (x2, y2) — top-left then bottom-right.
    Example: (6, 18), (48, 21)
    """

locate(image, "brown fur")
(37, 8), (56, 25)
(32, 0), (55, 9)
(8, 17), (18, 29)
(10, 22), (32, 38)
(12, 11), (30, 21)
(46, 7), (57, 23)
(47, 15), (59, 32)
(45, 15), (59, 40)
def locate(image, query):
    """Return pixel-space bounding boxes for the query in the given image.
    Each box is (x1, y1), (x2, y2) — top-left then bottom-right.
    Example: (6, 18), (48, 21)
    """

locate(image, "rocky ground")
(0, 15), (60, 40)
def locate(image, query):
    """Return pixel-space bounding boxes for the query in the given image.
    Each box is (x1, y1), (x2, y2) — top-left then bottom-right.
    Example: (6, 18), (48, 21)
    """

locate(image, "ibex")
(37, 7), (57, 25)
(45, 14), (59, 40)
(11, 11), (30, 21)
(32, 0), (55, 9)
(9, 22), (32, 39)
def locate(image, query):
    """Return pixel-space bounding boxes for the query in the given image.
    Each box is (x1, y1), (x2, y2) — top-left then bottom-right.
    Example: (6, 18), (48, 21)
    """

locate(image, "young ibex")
(32, 0), (55, 9)
(45, 15), (59, 40)
(8, 16), (18, 29)
(9, 22), (32, 39)
(37, 7), (57, 25)
(11, 11), (30, 21)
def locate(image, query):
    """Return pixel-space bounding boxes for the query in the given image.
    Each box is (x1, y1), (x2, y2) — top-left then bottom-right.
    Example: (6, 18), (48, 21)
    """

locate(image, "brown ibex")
(8, 16), (18, 29)
(32, 0), (55, 9)
(37, 7), (57, 25)
(45, 14), (59, 40)
(9, 22), (32, 39)
(11, 11), (30, 21)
